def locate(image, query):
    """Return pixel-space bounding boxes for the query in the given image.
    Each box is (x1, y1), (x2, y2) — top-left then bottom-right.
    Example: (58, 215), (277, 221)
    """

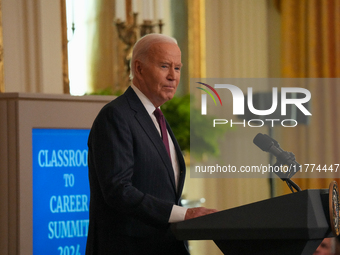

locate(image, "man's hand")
(184, 207), (218, 220)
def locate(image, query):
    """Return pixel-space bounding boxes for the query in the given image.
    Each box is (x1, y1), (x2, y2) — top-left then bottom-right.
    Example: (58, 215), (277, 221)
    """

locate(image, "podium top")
(172, 189), (332, 241)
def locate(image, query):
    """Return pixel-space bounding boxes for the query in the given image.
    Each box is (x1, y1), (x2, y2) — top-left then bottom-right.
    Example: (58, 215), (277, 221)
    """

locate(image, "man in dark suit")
(86, 33), (217, 255)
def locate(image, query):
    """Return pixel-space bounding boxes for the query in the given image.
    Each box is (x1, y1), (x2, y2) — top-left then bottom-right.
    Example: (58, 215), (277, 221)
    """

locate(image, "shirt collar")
(131, 84), (158, 116)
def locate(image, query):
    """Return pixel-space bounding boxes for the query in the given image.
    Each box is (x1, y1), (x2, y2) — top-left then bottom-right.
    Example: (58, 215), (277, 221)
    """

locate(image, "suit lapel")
(166, 121), (186, 198)
(124, 87), (177, 192)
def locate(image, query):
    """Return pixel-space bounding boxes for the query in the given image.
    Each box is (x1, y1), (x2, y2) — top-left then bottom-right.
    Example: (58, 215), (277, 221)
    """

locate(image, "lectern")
(172, 189), (336, 255)
(0, 93), (114, 254)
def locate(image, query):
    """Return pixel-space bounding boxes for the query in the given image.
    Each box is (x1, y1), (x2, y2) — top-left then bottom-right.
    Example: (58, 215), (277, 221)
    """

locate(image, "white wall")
(2, 0), (63, 93)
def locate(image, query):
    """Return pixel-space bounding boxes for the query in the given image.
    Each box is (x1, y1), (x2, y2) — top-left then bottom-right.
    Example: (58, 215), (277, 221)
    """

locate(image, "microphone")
(253, 133), (301, 178)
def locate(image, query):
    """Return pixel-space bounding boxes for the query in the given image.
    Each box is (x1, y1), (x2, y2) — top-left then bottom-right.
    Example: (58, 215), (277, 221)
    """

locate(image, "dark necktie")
(154, 108), (171, 160)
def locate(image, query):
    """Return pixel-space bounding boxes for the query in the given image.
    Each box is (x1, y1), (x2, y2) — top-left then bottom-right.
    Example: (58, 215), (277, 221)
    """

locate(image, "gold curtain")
(87, 0), (138, 94)
(279, 0), (340, 192)
(188, 0), (206, 80)
(61, 0), (70, 94)
(87, 0), (122, 94)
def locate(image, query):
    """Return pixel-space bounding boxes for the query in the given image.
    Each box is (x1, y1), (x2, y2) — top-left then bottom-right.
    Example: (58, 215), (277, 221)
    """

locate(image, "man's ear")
(134, 60), (143, 77)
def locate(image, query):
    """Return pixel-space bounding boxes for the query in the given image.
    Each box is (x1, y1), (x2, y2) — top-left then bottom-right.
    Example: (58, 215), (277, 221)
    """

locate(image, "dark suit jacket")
(86, 87), (189, 254)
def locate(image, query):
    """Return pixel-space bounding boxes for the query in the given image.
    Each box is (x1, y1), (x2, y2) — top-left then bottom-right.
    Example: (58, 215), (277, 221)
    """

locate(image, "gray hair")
(129, 33), (177, 80)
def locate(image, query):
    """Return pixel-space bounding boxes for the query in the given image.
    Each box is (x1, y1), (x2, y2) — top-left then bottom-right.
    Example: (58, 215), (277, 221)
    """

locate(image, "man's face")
(134, 43), (182, 107)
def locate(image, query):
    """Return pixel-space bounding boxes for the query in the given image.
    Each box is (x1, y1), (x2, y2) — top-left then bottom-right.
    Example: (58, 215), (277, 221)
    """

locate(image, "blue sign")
(32, 129), (90, 254)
